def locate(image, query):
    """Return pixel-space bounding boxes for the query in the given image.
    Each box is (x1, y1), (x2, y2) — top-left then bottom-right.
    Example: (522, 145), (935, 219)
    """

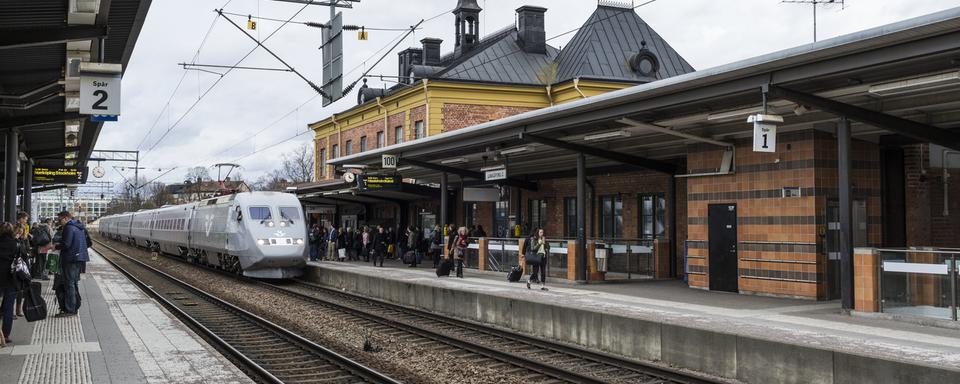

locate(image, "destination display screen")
(356, 174), (400, 192)
(33, 167), (86, 184)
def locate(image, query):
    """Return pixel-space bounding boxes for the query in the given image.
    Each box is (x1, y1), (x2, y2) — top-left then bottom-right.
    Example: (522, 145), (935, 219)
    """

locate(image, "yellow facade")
(309, 78), (634, 181)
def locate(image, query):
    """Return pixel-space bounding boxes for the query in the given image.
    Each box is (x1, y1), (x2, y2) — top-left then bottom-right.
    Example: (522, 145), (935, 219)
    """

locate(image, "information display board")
(34, 167), (86, 184)
(356, 174), (400, 192)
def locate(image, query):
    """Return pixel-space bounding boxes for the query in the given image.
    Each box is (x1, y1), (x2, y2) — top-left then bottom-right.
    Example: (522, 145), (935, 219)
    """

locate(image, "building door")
(826, 199), (867, 300)
(708, 204), (738, 292)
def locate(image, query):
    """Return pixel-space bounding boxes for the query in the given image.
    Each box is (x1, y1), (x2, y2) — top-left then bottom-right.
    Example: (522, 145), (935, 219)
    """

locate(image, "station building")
(303, 1), (960, 305)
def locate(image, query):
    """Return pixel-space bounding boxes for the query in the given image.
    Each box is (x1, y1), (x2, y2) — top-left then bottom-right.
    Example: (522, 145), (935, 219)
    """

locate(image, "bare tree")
(147, 182), (174, 207)
(278, 143), (314, 184)
(184, 166), (212, 183)
(251, 170), (290, 191)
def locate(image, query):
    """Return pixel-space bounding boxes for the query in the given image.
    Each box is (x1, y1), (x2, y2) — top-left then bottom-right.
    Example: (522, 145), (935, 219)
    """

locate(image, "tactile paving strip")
(17, 285), (93, 384)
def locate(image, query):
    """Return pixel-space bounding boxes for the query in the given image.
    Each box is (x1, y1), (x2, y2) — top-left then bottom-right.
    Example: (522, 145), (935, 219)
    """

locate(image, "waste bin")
(594, 246), (609, 273)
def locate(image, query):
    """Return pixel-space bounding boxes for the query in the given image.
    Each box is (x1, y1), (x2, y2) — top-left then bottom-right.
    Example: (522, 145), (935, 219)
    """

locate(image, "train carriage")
(99, 191), (306, 279)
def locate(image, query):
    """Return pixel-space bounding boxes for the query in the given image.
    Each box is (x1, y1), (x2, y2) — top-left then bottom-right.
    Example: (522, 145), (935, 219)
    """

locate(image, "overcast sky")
(95, 0), (960, 188)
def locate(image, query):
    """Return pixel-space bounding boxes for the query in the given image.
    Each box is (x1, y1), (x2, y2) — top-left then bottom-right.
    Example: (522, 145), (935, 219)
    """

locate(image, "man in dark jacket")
(55, 211), (89, 317)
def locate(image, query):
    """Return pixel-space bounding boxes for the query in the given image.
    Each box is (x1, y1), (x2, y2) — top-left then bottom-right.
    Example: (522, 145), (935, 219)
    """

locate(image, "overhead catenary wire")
(141, 0), (316, 160)
(219, 10), (419, 31)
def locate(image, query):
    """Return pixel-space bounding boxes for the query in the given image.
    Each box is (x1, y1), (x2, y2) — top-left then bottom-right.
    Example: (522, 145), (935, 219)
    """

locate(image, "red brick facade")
(904, 144), (960, 248)
(442, 103), (539, 132)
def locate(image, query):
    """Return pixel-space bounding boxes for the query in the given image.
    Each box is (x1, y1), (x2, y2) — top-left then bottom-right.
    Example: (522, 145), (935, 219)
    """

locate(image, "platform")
(0, 250), (253, 384)
(304, 259), (960, 384)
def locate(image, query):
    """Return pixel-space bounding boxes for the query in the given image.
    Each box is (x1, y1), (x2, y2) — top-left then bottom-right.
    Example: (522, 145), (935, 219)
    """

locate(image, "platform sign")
(485, 169), (507, 181)
(382, 154), (398, 169)
(748, 114), (782, 153)
(34, 167), (86, 184)
(357, 174), (400, 192)
(80, 73), (121, 116)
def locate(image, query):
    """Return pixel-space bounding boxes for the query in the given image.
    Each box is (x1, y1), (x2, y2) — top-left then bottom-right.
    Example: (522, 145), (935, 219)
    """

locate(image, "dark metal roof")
(555, 5), (695, 83)
(436, 27), (559, 85)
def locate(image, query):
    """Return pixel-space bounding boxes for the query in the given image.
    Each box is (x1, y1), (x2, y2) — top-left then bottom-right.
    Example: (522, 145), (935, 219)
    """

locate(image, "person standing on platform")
(0, 222), (19, 345)
(429, 224), (443, 268)
(373, 226), (387, 267)
(31, 218), (54, 280)
(385, 227), (396, 259)
(14, 213), (30, 318)
(521, 228), (550, 291)
(406, 226), (421, 267)
(343, 227), (356, 261)
(351, 227), (363, 261)
(361, 226), (371, 262)
(325, 225), (339, 261)
(308, 223), (322, 262)
(449, 227), (469, 278)
(55, 211), (89, 317)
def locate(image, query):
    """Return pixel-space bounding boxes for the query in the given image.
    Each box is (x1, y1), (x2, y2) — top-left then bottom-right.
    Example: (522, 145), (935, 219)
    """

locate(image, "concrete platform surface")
(305, 259), (960, 384)
(0, 250), (253, 384)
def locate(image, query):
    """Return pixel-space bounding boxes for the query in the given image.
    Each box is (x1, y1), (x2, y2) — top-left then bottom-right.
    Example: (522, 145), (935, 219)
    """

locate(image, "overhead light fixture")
(440, 157), (468, 165)
(584, 130), (631, 141)
(64, 151), (79, 160)
(793, 105), (811, 116)
(480, 164), (506, 172)
(64, 160), (76, 167)
(342, 164), (368, 169)
(396, 166), (412, 171)
(499, 146), (532, 155)
(868, 71), (960, 96)
(65, 120), (81, 147)
(706, 106), (764, 121)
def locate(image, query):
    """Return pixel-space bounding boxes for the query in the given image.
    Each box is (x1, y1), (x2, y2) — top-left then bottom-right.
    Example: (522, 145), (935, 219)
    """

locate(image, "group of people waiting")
(306, 222), (548, 288)
(1, 210), (89, 347)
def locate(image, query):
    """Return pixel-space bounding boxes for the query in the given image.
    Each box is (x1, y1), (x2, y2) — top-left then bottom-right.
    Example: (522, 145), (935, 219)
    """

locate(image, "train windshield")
(249, 206), (272, 220)
(279, 207), (300, 222)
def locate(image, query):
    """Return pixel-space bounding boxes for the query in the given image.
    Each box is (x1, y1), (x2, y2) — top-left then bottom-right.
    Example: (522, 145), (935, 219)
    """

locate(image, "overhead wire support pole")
(215, 8), (332, 101)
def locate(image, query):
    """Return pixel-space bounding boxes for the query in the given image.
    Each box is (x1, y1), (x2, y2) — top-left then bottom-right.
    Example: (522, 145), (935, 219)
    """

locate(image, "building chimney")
(397, 47), (423, 84)
(516, 6), (547, 54)
(421, 38), (443, 66)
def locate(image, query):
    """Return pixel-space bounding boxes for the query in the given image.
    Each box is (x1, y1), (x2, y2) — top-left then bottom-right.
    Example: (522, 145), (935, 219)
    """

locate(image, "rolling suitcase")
(436, 259), (453, 277)
(403, 251), (415, 264)
(507, 265), (523, 282)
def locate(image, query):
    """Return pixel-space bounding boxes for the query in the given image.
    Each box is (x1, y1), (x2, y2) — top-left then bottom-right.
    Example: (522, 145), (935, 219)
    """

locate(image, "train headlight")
(256, 239), (266, 246)
(266, 221), (275, 227)
(279, 221), (287, 227)
(295, 238), (304, 245)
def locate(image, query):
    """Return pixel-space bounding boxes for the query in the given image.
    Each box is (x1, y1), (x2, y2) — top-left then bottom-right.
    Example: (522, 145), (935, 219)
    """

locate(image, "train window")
(279, 207), (301, 222)
(250, 206), (272, 221)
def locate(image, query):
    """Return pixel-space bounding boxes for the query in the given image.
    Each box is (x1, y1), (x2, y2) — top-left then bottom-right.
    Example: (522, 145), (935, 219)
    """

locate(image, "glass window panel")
(279, 207), (301, 221)
(249, 206), (272, 220)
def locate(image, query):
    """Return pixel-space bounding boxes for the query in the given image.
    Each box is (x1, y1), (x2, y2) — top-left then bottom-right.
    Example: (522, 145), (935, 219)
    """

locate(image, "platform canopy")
(0, 0), (152, 187)
(327, 7), (960, 184)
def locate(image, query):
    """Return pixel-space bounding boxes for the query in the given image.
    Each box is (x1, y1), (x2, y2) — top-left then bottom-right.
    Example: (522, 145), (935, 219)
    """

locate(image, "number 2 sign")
(80, 73), (121, 116)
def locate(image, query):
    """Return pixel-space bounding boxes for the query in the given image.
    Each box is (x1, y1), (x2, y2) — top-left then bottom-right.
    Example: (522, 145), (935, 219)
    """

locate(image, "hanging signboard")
(34, 167), (86, 184)
(748, 114), (782, 153)
(357, 174), (400, 192)
(484, 168), (507, 181)
(79, 63), (122, 116)
(382, 154), (398, 169)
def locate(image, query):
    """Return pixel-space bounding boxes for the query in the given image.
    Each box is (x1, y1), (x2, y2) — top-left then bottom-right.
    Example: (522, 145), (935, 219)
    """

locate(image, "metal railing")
(878, 248), (959, 321)
(593, 238), (657, 280)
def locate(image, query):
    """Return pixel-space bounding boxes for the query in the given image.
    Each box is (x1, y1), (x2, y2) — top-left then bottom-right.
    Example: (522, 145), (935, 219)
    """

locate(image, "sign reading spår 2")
(79, 62), (122, 116)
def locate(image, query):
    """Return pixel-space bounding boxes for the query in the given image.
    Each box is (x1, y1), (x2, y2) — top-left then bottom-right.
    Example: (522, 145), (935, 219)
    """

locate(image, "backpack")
(30, 225), (52, 247)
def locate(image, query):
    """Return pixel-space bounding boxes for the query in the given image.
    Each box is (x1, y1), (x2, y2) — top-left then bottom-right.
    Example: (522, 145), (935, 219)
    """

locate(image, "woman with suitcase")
(0, 222), (22, 345)
(521, 228), (549, 291)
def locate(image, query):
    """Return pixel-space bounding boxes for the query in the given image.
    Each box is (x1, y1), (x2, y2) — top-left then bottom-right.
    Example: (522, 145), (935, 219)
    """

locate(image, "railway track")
(93, 240), (400, 384)
(95, 238), (721, 384)
(268, 281), (721, 384)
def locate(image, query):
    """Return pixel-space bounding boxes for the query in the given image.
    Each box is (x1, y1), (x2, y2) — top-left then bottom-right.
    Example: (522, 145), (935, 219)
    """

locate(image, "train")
(98, 191), (307, 279)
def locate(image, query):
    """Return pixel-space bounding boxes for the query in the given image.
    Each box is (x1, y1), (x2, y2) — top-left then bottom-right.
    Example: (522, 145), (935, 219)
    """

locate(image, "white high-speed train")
(98, 192), (307, 279)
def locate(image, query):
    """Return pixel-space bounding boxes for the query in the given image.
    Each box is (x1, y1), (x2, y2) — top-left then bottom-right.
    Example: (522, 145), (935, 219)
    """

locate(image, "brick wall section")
(904, 144), (960, 248)
(442, 103), (539, 132)
(409, 105), (426, 141)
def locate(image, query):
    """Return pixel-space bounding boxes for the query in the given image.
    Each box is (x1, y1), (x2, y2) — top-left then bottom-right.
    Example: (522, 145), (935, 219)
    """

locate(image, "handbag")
(523, 251), (542, 266)
(11, 256), (31, 283)
(46, 251), (60, 273)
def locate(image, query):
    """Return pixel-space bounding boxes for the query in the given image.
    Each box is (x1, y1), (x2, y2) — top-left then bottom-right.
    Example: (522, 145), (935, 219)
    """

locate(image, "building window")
(394, 126), (403, 144)
(332, 144), (339, 158)
(344, 140), (352, 155)
(360, 136), (367, 152)
(377, 131), (384, 148)
(528, 199), (547, 232)
(639, 193), (666, 239)
(564, 197), (577, 238)
(600, 195), (623, 239)
(415, 120), (425, 139)
(319, 148), (327, 178)
(464, 202), (478, 228)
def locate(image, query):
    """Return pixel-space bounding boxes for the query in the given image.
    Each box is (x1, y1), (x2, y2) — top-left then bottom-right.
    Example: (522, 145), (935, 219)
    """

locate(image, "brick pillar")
(478, 238), (488, 270)
(567, 240), (579, 281)
(854, 248), (879, 312)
